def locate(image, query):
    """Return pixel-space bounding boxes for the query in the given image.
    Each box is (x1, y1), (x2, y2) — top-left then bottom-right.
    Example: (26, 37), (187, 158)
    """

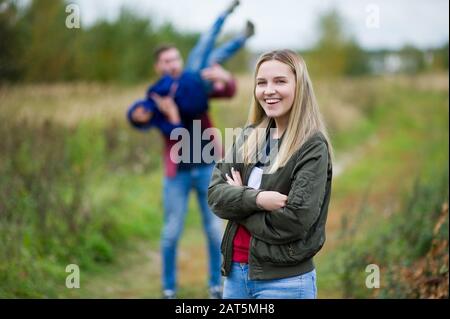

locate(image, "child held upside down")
(127, 0), (255, 136)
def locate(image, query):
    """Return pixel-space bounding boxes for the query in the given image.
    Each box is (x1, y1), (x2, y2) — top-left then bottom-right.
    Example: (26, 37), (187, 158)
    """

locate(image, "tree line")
(0, 0), (447, 83)
(0, 0), (250, 83)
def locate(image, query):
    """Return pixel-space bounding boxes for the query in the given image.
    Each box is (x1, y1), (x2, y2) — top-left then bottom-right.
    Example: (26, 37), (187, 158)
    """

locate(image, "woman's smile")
(255, 60), (296, 121)
(264, 98), (282, 105)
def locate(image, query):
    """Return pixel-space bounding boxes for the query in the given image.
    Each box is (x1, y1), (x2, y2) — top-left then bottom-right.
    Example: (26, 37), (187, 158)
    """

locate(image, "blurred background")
(0, 0), (448, 298)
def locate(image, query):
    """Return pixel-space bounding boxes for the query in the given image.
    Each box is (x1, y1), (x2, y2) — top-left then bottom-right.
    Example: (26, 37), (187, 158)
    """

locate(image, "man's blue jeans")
(223, 263), (318, 299)
(161, 164), (223, 293)
(185, 11), (247, 74)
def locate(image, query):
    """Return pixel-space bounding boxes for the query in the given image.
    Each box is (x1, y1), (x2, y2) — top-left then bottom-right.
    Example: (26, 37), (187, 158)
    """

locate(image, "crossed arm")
(208, 141), (329, 245)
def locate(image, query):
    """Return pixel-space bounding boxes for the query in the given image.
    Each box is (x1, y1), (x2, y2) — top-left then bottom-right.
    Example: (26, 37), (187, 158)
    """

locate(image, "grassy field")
(0, 73), (448, 298)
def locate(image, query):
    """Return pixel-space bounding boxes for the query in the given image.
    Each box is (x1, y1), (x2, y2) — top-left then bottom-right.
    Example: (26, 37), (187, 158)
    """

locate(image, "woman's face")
(255, 60), (296, 121)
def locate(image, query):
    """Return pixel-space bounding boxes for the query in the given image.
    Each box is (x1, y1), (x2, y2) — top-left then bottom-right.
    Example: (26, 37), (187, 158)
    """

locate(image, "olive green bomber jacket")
(207, 128), (333, 280)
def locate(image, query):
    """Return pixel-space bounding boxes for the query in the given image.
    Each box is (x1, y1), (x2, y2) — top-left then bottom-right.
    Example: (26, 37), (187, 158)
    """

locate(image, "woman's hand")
(225, 167), (243, 186)
(256, 191), (288, 211)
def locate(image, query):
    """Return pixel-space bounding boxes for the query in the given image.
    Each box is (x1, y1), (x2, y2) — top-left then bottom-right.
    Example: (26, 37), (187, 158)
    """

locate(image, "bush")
(0, 116), (160, 297)
(334, 167), (449, 298)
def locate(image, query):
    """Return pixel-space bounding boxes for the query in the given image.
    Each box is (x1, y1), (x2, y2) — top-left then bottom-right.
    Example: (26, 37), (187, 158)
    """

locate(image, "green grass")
(316, 80), (449, 298)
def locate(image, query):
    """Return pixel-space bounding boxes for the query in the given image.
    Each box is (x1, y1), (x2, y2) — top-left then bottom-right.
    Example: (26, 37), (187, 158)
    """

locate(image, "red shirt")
(232, 225), (251, 263)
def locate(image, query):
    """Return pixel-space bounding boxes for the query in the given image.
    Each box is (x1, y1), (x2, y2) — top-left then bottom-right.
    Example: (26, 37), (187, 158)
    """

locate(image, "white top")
(247, 167), (264, 190)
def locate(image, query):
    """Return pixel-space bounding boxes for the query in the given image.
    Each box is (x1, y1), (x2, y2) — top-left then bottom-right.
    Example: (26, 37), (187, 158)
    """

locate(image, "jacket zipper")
(223, 222), (238, 276)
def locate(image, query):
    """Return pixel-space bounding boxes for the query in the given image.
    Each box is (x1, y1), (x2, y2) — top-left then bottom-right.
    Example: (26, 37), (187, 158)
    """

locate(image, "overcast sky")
(74, 0), (449, 51)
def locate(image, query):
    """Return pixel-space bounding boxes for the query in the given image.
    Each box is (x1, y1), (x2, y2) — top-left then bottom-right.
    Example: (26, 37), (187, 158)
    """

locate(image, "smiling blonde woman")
(208, 49), (333, 299)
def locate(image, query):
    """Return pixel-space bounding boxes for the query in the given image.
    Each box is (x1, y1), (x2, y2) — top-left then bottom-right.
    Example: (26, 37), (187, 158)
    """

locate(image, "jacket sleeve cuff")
(241, 188), (264, 212)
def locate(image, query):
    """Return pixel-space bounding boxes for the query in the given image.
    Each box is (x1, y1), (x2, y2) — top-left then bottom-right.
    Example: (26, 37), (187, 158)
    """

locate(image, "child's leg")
(207, 35), (247, 66)
(207, 21), (254, 66)
(199, 34), (246, 95)
(185, 1), (239, 72)
(199, 20), (253, 94)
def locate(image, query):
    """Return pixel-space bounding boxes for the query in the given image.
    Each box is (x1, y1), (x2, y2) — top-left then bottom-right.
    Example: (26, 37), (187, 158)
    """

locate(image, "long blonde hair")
(239, 49), (333, 173)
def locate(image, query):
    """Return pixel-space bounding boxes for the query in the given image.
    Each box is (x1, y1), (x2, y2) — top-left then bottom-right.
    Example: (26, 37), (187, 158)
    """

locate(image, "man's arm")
(201, 64), (237, 98)
(150, 92), (181, 125)
(150, 93), (184, 137)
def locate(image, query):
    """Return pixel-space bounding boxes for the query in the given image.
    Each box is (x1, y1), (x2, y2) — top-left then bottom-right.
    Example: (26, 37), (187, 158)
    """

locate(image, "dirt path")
(62, 228), (212, 299)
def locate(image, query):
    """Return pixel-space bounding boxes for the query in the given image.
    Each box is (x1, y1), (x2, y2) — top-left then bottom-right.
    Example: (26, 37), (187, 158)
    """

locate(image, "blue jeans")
(161, 164), (223, 292)
(185, 11), (247, 84)
(223, 263), (317, 299)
